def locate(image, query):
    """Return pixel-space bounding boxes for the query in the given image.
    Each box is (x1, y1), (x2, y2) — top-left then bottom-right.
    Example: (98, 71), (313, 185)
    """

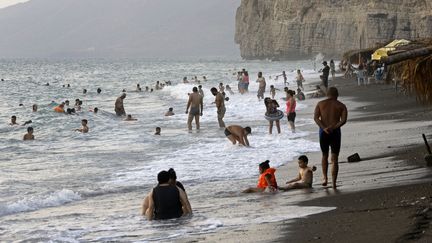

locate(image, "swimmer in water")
(125, 114), (138, 121)
(23, 127), (34, 140)
(97, 88), (102, 94)
(10, 116), (18, 125)
(75, 119), (89, 133)
(165, 107), (175, 116)
(155, 127), (161, 135)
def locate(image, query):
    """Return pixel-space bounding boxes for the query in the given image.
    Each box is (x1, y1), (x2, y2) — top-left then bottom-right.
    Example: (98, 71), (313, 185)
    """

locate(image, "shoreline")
(185, 75), (432, 242)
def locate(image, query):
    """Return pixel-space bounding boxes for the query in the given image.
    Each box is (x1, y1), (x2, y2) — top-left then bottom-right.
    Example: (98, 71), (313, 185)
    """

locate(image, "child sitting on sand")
(279, 155), (316, 191)
(243, 160), (278, 193)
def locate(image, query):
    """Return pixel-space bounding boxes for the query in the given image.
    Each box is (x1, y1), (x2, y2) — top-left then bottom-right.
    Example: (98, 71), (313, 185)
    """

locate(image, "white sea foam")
(0, 189), (81, 216)
(0, 58), (325, 241)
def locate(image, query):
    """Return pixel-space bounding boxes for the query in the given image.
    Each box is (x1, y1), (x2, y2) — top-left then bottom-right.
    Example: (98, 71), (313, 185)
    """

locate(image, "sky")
(0, 0), (241, 58)
(0, 0), (29, 8)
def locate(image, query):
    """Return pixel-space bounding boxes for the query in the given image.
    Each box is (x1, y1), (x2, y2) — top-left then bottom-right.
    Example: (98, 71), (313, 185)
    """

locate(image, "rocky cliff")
(235, 0), (432, 60)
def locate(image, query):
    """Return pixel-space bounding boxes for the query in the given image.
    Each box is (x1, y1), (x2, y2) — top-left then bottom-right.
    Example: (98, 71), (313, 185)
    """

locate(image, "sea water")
(0, 58), (333, 242)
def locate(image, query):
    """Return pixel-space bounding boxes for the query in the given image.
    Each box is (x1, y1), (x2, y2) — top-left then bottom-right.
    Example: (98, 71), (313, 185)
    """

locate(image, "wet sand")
(184, 75), (432, 242)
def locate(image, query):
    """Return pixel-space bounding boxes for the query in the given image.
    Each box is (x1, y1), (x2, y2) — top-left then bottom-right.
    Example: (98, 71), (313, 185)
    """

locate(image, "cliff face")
(235, 0), (432, 60)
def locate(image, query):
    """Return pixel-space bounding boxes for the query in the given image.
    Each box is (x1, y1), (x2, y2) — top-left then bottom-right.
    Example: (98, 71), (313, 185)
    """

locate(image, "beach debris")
(347, 153), (361, 163)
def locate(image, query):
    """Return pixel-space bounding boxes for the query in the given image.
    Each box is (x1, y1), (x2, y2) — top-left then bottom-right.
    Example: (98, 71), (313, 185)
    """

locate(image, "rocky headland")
(235, 0), (432, 60)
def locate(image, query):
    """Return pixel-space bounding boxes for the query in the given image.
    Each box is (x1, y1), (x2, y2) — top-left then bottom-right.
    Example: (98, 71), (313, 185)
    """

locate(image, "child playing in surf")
(75, 119), (89, 133)
(23, 127), (34, 140)
(269, 85), (279, 99)
(279, 155), (316, 191)
(243, 160), (277, 193)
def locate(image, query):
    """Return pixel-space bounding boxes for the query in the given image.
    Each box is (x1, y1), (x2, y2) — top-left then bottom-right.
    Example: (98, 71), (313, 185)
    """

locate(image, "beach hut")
(342, 38), (432, 104)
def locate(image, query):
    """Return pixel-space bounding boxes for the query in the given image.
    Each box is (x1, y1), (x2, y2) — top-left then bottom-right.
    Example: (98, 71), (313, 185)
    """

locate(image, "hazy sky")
(0, 0), (29, 8)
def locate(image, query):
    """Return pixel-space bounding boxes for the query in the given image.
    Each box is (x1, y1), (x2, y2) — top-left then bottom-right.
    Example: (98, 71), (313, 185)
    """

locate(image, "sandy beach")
(184, 75), (432, 242)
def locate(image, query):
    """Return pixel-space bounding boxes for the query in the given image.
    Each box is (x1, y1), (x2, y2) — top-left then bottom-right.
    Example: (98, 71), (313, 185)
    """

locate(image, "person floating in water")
(83, 89), (87, 94)
(243, 160), (277, 193)
(165, 107), (175, 116)
(53, 103), (65, 113)
(224, 125), (251, 147)
(136, 84), (142, 92)
(124, 114), (137, 121)
(115, 93), (126, 116)
(97, 88), (102, 94)
(23, 127), (34, 140)
(143, 170), (192, 220)
(32, 104), (38, 112)
(75, 119), (89, 133)
(154, 127), (161, 135)
(279, 155), (316, 191)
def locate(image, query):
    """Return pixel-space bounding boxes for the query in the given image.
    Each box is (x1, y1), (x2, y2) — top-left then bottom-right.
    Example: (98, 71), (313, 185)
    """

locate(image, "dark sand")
(183, 75), (432, 243)
(283, 77), (432, 243)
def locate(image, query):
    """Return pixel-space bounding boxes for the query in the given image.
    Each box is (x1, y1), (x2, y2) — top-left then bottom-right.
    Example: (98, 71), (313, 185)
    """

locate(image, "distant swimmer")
(279, 155), (317, 191)
(183, 77), (189, 84)
(125, 114), (138, 121)
(83, 89), (87, 94)
(89, 107), (99, 114)
(45, 83), (49, 86)
(64, 100), (70, 107)
(97, 88), (102, 94)
(165, 107), (175, 116)
(211, 87), (226, 128)
(75, 119), (89, 133)
(53, 103), (65, 113)
(115, 93), (126, 116)
(243, 160), (277, 193)
(10, 116), (18, 125)
(32, 104), (38, 112)
(23, 127), (34, 141)
(186, 87), (203, 131)
(155, 127), (161, 135)
(136, 84), (142, 92)
(202, 76), (207, 82)
(314, 87), (348, 189)
(224, 125), (251, 147)
(226, 85), (234, 95)
(143, 170), (192, 220)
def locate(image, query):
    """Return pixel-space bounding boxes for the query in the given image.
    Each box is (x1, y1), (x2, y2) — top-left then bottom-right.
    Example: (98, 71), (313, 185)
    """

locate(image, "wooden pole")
(422, 134), (432, 154)
(382, 47), (432, 65)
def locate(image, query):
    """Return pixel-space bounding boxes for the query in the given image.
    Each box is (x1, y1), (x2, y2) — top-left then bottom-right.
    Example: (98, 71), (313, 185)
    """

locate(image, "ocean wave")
(0, 189), (81, 217)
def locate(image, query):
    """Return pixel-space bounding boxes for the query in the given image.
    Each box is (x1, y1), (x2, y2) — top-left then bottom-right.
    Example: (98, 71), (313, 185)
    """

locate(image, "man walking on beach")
(321, 61), (330, 92)
(115, 93), (126, 116)
(186, 87), (203, 131)
(211, 87), (226, 128)
(314, 87), (348, 189)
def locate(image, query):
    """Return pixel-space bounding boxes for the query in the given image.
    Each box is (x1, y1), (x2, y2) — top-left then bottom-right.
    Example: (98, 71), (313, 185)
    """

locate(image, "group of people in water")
(8, 65), (348, 222)
(143, 63), (347, 221)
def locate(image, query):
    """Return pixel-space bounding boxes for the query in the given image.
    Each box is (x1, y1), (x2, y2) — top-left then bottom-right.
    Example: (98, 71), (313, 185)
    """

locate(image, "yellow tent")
(371, 39), (411, 61)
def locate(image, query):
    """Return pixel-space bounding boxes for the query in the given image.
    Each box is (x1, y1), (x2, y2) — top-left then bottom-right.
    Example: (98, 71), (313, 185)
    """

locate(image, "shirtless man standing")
(115, 93), (126, 116)
(314, 87), (348, 189)
(224, 125), (251, 147)
(186, 87), (203, 131)
(211, 87), (226, 128)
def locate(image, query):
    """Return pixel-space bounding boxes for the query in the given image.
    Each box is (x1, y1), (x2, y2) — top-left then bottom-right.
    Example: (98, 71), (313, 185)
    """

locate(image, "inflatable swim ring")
(265, 110), (284, 121)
